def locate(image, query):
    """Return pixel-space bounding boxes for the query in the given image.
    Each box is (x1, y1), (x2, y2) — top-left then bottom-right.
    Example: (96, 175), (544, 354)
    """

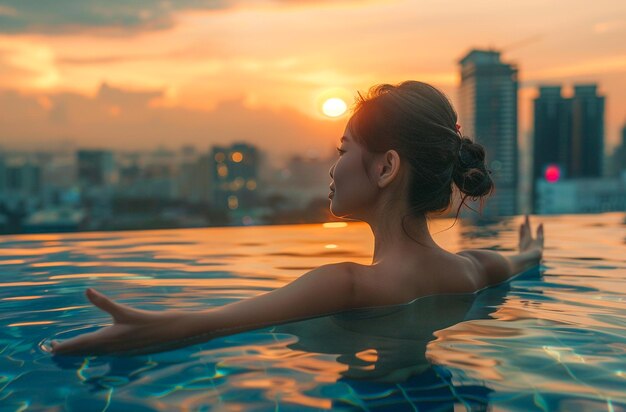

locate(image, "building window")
(231, 152), (243, 163)
(228, 195), (239, 210)
(217, 165), (228, 177)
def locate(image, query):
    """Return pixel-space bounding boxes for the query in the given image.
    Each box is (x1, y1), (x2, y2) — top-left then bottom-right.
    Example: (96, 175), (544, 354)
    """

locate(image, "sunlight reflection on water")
(0, 213), (625, 410)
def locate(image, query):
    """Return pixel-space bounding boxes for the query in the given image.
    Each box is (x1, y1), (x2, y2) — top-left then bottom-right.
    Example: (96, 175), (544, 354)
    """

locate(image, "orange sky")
(0, 0), (624, 166)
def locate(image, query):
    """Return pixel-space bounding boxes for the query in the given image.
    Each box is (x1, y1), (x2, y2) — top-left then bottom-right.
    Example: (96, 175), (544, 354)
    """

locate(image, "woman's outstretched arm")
(458, 215), (544, 286)
(50, 262), (356, 356)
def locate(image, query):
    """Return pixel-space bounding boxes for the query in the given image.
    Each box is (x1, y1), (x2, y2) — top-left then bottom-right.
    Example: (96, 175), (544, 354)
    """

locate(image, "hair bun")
(452, 137), (494, 198)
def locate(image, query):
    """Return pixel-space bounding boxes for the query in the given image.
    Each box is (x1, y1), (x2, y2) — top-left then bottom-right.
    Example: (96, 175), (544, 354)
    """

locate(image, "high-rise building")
(0, 157), (42, 212)
(531, 84), (606, 211)
(570, 85), (604, 178)
(6, 162), (42, 197)
(178, 153), (213, 204)
(210, 143), (260, 210)
(458, 49), (518, 216)
(76, 150), (116, 188)
(0, 154), (6, 197)
(531, 86), (572, 211)
(611, 124), (626, 177)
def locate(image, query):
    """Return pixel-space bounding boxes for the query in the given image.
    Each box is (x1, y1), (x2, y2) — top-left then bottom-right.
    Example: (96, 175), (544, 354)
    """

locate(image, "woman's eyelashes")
(335, 147), (346, 156)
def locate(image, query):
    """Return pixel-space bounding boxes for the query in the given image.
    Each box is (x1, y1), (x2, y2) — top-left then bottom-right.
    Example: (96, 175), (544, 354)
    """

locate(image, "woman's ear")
(376, 149), (401, 189)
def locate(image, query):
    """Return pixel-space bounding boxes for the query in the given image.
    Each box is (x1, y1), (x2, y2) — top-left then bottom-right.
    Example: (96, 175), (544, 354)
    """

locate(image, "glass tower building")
(570, 85), (604, 178)
(458, 49), (519, 216)
(531, 84), (605, 211)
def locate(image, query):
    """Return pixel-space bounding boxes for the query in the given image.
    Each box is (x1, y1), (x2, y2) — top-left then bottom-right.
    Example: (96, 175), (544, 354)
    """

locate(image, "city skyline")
(0, 0), (625, 168)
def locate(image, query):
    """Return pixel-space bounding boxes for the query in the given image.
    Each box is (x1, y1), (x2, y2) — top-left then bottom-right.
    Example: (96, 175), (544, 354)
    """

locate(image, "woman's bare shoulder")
(456, 249), (512, 288)
(344, 254), (480, 308)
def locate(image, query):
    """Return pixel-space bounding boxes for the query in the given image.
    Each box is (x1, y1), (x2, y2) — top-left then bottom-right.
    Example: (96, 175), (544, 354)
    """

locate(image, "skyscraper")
(76, 149), (116, 205)
(531, 83), (605, 211)
(210, 143), (260, 211)
(531, 86), (572, 211)
(458, 49), (519, 216)
(611, 124), (626, 177)
(76, 150), (116, 188)
(570, 85), (604, 178)
(0, 154), (5, 198)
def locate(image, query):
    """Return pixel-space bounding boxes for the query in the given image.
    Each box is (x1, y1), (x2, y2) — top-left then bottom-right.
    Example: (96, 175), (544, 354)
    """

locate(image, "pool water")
(1, 213), (625, 411)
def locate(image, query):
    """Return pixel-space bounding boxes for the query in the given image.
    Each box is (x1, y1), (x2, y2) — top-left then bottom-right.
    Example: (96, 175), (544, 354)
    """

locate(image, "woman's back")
(349, 250), (482, 309)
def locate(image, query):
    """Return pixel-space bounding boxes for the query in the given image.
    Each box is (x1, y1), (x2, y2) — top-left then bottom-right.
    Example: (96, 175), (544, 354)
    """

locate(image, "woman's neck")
(367, 212), (440, 266)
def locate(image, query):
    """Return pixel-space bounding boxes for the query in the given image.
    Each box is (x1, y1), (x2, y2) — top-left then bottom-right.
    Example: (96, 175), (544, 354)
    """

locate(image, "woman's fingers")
(50, 330), (99, 355)
(86, 288), (125, 321)
(522, 215), (530, 235)
(48, 289), (116, 355)
(520, 216), (530, 241)
(49, 289), (154, 356)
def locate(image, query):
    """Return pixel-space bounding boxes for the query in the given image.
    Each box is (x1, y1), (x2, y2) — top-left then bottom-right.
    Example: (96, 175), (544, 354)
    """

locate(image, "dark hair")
(348, 80), (494, 235)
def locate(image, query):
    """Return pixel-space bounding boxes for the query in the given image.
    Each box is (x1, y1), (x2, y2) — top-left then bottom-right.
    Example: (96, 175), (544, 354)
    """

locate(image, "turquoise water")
(1, 213), (625, 411)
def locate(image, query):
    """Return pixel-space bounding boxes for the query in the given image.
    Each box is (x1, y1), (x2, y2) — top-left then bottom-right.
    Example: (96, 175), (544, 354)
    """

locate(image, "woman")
(49, 80), (543, 356)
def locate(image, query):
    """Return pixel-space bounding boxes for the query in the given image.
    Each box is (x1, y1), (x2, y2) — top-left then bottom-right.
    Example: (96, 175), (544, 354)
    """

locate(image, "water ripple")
(0, 213), (625, 410)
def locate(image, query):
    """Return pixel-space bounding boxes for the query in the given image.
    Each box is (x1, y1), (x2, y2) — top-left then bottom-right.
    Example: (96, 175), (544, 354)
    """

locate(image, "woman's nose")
(329, 163), (335, 179)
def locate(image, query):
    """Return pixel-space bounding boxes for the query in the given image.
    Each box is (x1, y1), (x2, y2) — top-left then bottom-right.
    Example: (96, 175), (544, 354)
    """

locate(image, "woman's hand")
(50, 288), (192, 356)
(518, 215), (544, 258)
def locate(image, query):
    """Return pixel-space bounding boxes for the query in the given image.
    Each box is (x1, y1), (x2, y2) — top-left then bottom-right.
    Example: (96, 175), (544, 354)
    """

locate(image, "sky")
(0, 0), (624, 167)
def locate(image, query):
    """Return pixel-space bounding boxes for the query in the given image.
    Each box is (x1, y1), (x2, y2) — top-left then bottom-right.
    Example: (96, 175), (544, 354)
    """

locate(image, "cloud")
(0, 38), (59, 88)
(593, 20), (626, 34)
(0, 0), (230, 35)
(57, 53), (170, 66)
(0, 83), (343, 166)
(527, 55), (626, 79)
(0, 4), (16, 16)
(0, 0), (376, 35)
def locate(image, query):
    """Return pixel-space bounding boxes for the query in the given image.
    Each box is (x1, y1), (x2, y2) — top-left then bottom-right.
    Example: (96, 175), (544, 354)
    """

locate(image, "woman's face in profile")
(329, 120), (379, 220)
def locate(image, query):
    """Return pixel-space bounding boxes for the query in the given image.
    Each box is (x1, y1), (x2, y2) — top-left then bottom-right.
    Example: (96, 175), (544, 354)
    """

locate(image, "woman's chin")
(329, 203), (347, 219)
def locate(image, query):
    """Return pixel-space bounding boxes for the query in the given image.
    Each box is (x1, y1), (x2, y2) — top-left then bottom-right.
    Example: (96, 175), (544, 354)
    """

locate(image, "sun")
(315, 88), (351, 119)
(322, 97), (347, 118)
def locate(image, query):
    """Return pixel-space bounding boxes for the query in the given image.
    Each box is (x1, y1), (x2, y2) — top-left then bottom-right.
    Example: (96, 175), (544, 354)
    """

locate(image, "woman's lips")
(329, 191), (334, 198)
